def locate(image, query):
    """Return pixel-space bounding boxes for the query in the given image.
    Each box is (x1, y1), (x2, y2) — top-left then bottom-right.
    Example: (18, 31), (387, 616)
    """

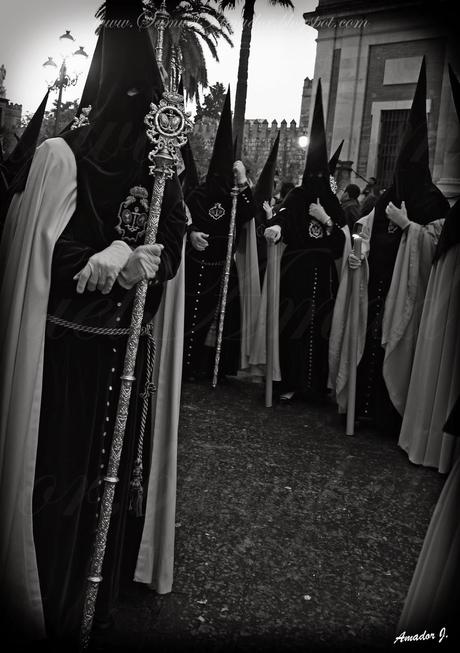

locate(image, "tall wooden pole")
(346, 234), (363, 436)
(265, 241), (276, 407)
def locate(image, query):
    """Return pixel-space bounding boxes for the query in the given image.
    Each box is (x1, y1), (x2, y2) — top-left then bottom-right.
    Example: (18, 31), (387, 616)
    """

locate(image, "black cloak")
(272, 79), (346, 397)
(31, 0), (186, 641)
(183, 88), (255, 379)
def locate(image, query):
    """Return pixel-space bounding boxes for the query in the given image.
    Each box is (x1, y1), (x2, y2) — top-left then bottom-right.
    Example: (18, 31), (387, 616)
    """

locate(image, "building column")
(336, 159), (353, 193)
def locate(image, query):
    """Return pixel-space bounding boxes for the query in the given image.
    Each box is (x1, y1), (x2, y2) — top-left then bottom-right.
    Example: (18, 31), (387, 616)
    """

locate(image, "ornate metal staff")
(212, 176), (239, 388)
(79, 93), (192, 650)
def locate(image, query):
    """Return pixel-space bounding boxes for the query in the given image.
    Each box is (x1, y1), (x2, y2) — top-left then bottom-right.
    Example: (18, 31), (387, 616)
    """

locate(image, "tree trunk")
(233, 0), (255, 160)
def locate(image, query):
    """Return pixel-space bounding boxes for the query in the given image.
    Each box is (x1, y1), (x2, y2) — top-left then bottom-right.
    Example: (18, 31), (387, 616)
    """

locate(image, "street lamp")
(42, 30), (88, 136)
(298, 134), (309, 148)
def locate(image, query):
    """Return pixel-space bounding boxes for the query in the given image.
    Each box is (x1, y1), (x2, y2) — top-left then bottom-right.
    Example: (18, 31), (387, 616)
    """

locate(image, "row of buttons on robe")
(241, 190), (251, 206)
(362, 279), (385, 415)
(306, 267), (319, 388)
(94, 300), (124, 524)
(185, 265), (204, 368)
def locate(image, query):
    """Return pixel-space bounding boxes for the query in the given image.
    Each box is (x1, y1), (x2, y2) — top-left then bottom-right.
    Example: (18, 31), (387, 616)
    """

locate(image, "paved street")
(96, 379), (444, 652)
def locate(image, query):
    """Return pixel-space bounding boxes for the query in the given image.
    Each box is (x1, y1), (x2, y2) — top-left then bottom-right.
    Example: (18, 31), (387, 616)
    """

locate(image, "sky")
(0, 0), (318, 123)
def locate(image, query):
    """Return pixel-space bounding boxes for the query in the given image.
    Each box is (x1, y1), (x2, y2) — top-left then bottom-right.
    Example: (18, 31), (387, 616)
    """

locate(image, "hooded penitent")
(179, 141), (199, 201)
(25, 0), (186, 639)
(2, 90), (49, 185)
(0, 89), (49, 220)
(328, 139), (344, 176)
(279, 79), (345, 234)
(433, 64), (460, 263)
(59, 0), (183, 265)
(253, 131), (280, 223)
(205, 86), (234, 197)
(252, 132), (280, 280)
(354, 57), (449, 433)
(177, 78), (199, 200)
(183, 86), (255, 379)
(0, 32), (103, 224)
(270, 78), (346, 398)
(185, 87), (239, 253)
(372, 57), (449, 239)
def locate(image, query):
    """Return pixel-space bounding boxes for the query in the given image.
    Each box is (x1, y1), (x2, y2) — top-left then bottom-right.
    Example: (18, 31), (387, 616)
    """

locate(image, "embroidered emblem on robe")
(329, 175), (338, 194)
(387, 221), (399, 234)
(209, 203), (225, 221)
(70, 105), (92, 130)
(308, 219), (324, 239)
(116, 186), (149, 244)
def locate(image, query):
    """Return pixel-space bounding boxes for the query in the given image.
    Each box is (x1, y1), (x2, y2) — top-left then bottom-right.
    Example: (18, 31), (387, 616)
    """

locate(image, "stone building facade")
(0, 65), (22, 157)
(299, 77), (313, 130)
(303, 0), (460, 197)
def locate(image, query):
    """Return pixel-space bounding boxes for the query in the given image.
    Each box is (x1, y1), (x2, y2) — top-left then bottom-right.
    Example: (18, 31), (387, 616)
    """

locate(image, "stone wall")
(0, 98), (22, 156)
(192, 116), (308, 185)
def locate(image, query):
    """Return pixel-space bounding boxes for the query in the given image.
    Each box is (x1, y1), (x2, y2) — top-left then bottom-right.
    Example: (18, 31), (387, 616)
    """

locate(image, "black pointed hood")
(393, 57), (430, 195)
(329, 140), (344, 176)
(179, 141), (199, 201)
(302, 79), (330, 186)
(374, 58), (449, 231)
(253, 132), (280, 221)
(0, 90), (49, 220)
(63, 0), (164, 161)
(206, 87), (233, 196)
(92, 0), (163, 128)
(233, 135), (239, 160)
(4, 89), (49, 182)
(176, 77), (198, 199)
(448, 63), (460, 122)
(288, 79), (344, 227)
(433, 65), (460, 263)
(76, 32), (104, 117)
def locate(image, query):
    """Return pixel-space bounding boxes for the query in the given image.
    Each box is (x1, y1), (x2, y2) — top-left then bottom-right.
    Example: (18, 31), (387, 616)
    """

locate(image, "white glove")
(264, 225), (281, 243)
(233, 160), (248, 186)
(190, 231), (209, 252)
(118, 244), (164, 290)
(263, 200), (273, 220)
(386, 200), (410, 230)
(309, 198), (330, 225)
(74, 240), (132, 295)
(348, 253), (363, 270)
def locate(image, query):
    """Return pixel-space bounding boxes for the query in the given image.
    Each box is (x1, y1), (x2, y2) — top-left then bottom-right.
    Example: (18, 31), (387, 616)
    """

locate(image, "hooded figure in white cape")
(0, 0), (186, 644)
(329, 58), (449, 433)
(397, 65), (460, 473)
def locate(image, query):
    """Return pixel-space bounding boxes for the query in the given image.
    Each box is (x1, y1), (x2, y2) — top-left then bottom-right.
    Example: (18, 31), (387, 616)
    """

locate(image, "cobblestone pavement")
(95, 379), (444, 652)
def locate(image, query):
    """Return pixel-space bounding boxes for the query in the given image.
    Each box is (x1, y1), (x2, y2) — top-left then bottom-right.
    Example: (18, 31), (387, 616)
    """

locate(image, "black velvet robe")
(32, 131), (186, 642)
(272, 187), (345, 397)
(355, 222), (402, 430)
(183, 185), (254, 379)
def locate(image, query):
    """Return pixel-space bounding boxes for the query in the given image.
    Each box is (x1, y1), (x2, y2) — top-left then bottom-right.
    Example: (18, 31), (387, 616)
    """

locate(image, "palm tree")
(143, 1), (234, 99)
(219, 0), (294, 158)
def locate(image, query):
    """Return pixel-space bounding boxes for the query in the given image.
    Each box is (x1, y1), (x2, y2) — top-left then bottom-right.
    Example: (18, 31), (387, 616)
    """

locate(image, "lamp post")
(42, 30), (88, 136)
(298, 133), (309, 149)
